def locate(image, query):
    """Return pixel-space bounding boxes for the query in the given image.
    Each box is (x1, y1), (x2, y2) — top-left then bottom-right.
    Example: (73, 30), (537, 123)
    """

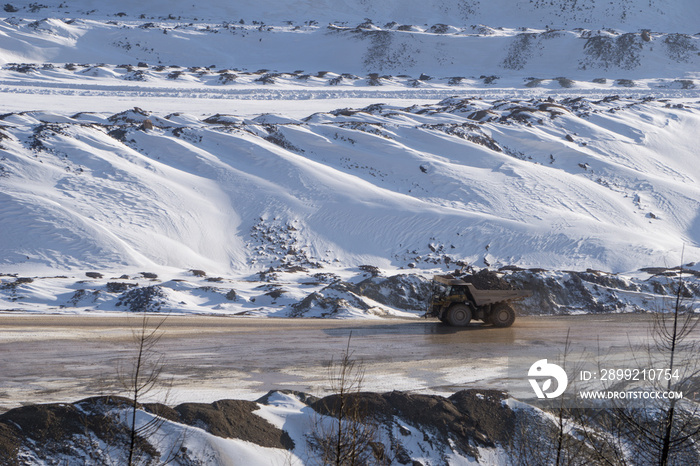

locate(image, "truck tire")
(490, 303), (515, 328)
(447, 304), (471, 327)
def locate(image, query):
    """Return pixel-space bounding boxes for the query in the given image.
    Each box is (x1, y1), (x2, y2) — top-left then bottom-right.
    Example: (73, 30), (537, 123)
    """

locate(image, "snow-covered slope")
(1, 15), (699, 78)
(3, 0), (699, 31)
(1, 0), (699, 316)
(0, 390), (524, 466)
(2, 96), (699, 276)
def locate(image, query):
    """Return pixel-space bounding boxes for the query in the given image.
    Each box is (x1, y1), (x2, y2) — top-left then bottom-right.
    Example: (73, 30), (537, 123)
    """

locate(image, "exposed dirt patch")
(448, 389), (514, 445)
(311, 389), (515, 459)
(0, 423), (20, 465)
(461, 269), (514, 290)
(174, 400), (295, 450)
(290, 281), (374, 317)
(0, 394), (296, 463)
(0, 395), (144, 464)
(311, 391), (391, 421)
(382, 391), (479, 457)
(351, 274), (430, 310)
(105, 281), (137, 293)
(115, 285), (167, 312)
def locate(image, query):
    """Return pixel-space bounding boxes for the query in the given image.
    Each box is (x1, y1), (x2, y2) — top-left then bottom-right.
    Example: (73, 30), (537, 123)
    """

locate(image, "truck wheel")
(447, 304), (471, 327)
(490, 303), (515, 328)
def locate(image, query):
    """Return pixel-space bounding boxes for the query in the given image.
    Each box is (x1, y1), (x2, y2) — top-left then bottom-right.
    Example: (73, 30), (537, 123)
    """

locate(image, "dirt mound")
(115, 285), (168, 312)
(0, 390), (548, 464)
(462, 269), (514, 290)
(289, 281), (374, 317)
(448, 389), (515, 445)
(499, 268), (696, 315)
(382, 391), (478, 456)
(291, 273), (430, 316)
(351, 274), (430, 310)
(311, 391), (391, 421)
(311, 389), (516, 459)
(0, 395), (295, 463)
(0, 423), (20, 465)
(0, 396), (138, 464)
(174, 400), (294, 450)
(1, 404), (84, 442)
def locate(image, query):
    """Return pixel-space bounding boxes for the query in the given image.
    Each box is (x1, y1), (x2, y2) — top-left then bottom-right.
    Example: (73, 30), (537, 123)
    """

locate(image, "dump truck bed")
(465, 284), (532, 306)
(432, 275), (532, 306)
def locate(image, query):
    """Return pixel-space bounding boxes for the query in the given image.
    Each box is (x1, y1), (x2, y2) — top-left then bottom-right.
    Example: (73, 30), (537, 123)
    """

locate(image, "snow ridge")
(1, 95), (699, 277)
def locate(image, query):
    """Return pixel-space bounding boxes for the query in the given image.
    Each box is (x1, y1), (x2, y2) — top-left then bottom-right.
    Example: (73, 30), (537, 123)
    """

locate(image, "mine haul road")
(0, 313), (692, 412)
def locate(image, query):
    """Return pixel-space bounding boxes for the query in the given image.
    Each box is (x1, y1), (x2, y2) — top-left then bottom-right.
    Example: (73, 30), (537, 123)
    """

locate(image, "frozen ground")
(1, 0), (699, 316)
(0, 313), (676, 410)
(2, 94), (700, 316)
(1, 1), (700, 464)
(2, 313), (697, 465)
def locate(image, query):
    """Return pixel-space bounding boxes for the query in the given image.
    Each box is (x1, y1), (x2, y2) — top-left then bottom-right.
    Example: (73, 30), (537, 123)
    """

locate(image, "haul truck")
(426, 275), (532, 327)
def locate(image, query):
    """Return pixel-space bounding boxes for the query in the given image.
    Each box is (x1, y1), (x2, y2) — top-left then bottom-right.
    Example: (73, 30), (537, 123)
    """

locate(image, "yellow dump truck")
(426, 274), (532, 327)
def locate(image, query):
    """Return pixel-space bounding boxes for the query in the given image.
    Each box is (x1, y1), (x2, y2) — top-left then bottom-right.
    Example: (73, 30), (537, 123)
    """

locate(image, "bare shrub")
(117, 313), (183, 465)
(307, 335), (386, 465)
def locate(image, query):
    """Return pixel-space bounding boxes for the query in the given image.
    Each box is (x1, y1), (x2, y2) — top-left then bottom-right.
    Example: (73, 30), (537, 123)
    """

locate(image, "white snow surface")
(1, 16), (700, 78)
(1, 0), (699, 314)
(2, 96), (699, 278)
(2, 1), (700, 464)
(1, 0), (698, 31)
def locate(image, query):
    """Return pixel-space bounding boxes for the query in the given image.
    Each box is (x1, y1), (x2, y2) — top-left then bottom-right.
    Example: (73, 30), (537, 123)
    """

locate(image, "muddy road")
(0, 314), (686, 412)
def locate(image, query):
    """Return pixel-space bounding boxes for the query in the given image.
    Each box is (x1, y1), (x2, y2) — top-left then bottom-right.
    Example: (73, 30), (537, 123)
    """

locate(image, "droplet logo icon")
(528, 359), (568, 399)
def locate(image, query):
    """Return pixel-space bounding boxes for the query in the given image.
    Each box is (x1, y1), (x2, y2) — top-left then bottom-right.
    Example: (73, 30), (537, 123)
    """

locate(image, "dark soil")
(0, 423), (20, 466)
(0, 394), (297, 463)
(461, 269), (514, 290)
(0, 389), (524, 464)
(311, 389), (516, 459)
(382, 391), (479, 457)
(6, 277), (33, 288)
(173, 400), (295, 450)
(105, 281), (136, 293)
(351, 274), (430, 310)
(115, 285), (167, 312)
(448, 389), (515, 445)
(0, 396), (144, 465)
(311, 391), (391, 421)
